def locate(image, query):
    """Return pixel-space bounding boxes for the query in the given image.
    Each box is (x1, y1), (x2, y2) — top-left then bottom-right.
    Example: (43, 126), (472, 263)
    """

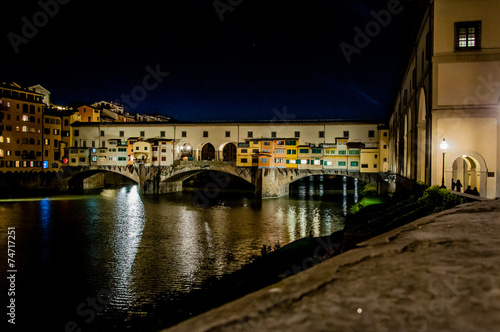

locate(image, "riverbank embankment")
(164, 198), (500, 331)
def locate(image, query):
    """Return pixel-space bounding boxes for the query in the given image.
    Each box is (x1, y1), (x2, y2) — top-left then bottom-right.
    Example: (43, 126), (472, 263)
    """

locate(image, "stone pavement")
(163, 199), (500, 332)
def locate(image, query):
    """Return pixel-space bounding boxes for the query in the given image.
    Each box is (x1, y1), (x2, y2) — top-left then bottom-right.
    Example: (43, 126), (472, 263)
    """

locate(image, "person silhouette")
(455, 179), (463, 192)
(472, 187), (480, 196)
(464, 186), (473, 194)
(451, 178), (456, 191)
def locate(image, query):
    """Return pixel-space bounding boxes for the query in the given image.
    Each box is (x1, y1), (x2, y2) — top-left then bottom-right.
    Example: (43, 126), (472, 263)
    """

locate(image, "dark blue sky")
(1, 0), (422, 121)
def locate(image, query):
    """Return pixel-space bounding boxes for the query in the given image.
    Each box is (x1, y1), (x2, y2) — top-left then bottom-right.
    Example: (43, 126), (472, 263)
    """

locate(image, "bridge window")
(319, 131), (324, 138)
(368, 130), (375, 138)
(100, 130), (105, 137)
(140, 131), (145, 137)
(241, 158), (248, 163)
(241, 149), (247, 153)
(160, 131), (165, 137)
(181, 131), (187, 137)
(338, 161), (346, 166)
(343, 131), (349, 138)
(225, 131), (231, 137)
(338, 150), (346, 155)
(261, 158), (267, 163)
(119, 131), (124, 137)
(203, 131), (208, 138)
(294, 131), (300, 138)
(271, 131), (277, 138)
(350, 161), (359, 167)
(247, 131), (253, 138)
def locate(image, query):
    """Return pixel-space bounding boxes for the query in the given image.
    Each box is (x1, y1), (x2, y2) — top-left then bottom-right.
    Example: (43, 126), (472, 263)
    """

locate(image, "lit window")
(22, 126), (28, 132)
(455, 21), (481, 50)
(0, 136), (3, 143)
(22, 115), (29, 121)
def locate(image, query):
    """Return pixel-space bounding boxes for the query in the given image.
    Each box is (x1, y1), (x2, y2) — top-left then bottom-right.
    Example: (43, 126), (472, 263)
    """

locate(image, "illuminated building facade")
(390, 0), (500, 198)
(0, 83), (44, 171)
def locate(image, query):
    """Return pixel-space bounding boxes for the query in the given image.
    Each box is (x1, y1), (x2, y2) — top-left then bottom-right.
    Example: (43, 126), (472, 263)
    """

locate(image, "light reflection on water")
(0, 175), (359, 331)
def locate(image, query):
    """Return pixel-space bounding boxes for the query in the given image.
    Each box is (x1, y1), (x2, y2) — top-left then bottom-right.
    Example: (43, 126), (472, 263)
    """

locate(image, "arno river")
(0, 175), (358, 331)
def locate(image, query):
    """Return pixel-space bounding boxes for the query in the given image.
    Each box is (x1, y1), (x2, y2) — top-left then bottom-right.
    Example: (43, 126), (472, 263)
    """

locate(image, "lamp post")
(440, 138), (448, 188)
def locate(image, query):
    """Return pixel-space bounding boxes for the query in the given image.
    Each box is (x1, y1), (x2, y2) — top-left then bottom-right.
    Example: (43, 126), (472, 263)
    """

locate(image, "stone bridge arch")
(141, 161), (259, 194)
(259, 168), (383, 198)
(59, 166), (141, 190)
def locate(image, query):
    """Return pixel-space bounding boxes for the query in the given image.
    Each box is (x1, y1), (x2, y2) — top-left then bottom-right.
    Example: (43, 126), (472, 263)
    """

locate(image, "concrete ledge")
(162, 199), (500, 331)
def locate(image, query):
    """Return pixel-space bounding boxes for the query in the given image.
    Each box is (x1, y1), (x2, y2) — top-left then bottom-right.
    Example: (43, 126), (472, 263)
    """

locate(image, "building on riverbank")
(389, 0), (500, 198)
(0, 82), (45, 171)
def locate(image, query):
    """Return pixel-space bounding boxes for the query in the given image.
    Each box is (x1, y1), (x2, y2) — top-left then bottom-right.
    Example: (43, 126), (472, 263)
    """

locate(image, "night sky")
(1, 0), (422, 121)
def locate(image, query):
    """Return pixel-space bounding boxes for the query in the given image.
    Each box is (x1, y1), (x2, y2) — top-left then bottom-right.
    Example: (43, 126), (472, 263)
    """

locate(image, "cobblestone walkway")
(163, 199), (500, 332)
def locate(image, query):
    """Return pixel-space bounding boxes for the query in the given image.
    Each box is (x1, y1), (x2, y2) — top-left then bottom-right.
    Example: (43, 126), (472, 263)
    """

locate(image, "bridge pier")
(141, 179), (183, 195)
(256, 168), (291, 199)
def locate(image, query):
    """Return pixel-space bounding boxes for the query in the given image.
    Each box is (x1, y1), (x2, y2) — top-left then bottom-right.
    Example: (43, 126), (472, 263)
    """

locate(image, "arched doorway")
(180, 143), (193, 161)
(448, 150), (487, 197)
(222, 143), (236, 162)
(201, 143), (215, 161)
(453, 156), (480, 193)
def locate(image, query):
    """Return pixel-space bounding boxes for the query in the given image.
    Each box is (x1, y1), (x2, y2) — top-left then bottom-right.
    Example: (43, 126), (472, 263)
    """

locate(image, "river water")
(0, 175), (358, 331)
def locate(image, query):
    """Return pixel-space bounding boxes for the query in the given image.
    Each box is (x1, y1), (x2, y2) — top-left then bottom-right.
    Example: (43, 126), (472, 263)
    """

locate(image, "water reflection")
(343, 176), (348, 216)
(354, 178), (359, 203)
(0, 177), (357, 331)
(110, 186), (146, 308)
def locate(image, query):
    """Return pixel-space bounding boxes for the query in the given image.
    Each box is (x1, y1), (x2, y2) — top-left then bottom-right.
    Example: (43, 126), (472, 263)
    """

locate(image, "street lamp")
(440, 138), (448, 188)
